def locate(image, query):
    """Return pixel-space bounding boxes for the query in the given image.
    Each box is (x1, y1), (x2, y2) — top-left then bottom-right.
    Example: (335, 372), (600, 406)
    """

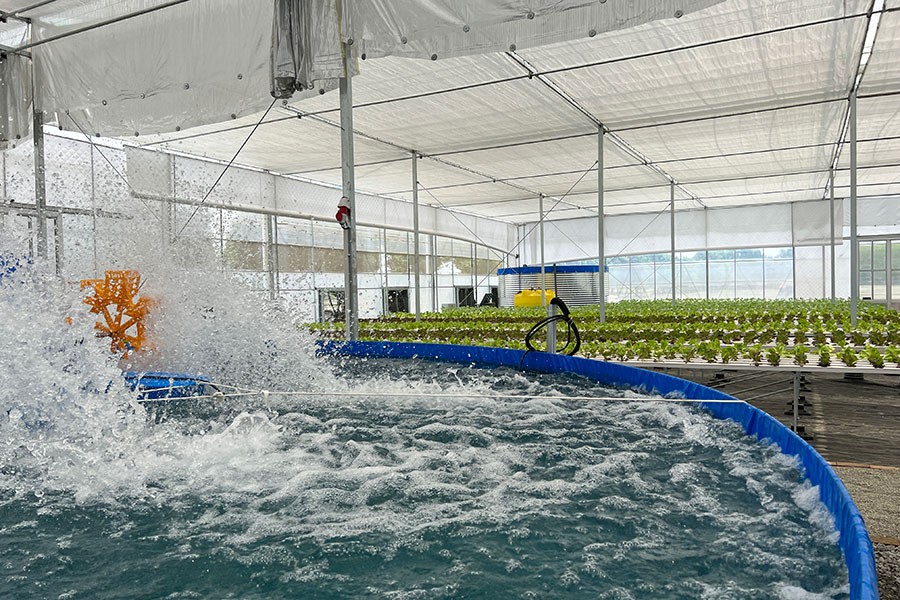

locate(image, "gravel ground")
(834, 466), (900, 540)
(833, 466), (900, 599)
(875, 544), (900, 600)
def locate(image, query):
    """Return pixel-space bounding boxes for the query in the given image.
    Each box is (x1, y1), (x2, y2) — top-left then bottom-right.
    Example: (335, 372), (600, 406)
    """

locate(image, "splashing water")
(0, 248), (849, 599)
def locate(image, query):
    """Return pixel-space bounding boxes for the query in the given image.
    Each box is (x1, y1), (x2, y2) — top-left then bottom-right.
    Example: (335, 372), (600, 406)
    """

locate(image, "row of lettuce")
(308, 299), (900, 368)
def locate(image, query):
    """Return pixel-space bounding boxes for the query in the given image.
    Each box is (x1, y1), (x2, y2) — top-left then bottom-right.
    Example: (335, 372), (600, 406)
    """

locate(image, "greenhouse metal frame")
(1, 0), (899, 336)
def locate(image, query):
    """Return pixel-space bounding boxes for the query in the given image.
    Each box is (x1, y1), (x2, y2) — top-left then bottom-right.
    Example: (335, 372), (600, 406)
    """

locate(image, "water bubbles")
(0, 233), (849, 597)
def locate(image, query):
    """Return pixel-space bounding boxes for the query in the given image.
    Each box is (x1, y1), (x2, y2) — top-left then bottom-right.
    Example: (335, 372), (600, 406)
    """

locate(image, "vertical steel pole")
(792, 371), (800, 433)
(850, 92), (859, 327)
(265, 215), (276, 300)
(431, 234), (438, 312)
(473, 243), (478, 305)
(670, 182), (676, 307)
(539, 194), (546, 307)
(340, 69), (359, 340)
(273, 216), (280, 296)
(704, 207), (710, 300)
(382, 227), (389, 316)
(597, 127), (606, 323)
(310, 218), (317, 293)
(90, 146), (99, 277)
(32, 106), (47, 259)
(517, 226), (523, 269)
(54, 215), (63, 275)
(791, 205), (797, 300)
(412, 152), (421, 321)
(830, 174), (837, 303)
(547, 298), (557, 353)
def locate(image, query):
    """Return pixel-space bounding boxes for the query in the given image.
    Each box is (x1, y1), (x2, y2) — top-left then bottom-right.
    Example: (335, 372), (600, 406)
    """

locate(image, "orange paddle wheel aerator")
(80, 270), (154, 359)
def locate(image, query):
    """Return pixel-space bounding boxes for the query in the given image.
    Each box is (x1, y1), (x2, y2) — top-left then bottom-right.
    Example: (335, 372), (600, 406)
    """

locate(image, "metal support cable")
(468, 160), (600, 293)
(66, 113), (163, 224)
(133, 382), (744, 405)
(491, 179), (900, 221)
(177, 97), (277, 237)
(416, 182), (505, 262)
(823, 0), (884, 202)
(296, 9), (887, 122)
(277, 105), (590, 216)
(132, 9), (898, 158)
(387, 140), (900, 202)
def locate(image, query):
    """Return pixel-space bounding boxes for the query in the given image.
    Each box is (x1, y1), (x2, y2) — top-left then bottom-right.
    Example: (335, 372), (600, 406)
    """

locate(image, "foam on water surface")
(0, 250), (850, 599)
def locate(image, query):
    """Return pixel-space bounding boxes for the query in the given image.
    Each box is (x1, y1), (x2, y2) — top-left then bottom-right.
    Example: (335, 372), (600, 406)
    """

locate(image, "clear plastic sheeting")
(37, 0), (277, 138)
(0, 0), (724, 139)
(270, 0), (358, 100)
(335, 0), (725, 63)
(124, 143), (515, 251)
(12, 0), (876, 225)
(793, 198), (845, 246)
(145, 114), (412, 176)
(0, 51), (31, 146)
(0, 0), (898, 275)
(520, 198), (845, 265)
(855, 196), (900, 235)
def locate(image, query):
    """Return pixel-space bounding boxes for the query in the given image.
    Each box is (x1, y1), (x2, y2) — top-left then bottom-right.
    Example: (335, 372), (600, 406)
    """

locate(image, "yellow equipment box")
(514, 289), (555, 307)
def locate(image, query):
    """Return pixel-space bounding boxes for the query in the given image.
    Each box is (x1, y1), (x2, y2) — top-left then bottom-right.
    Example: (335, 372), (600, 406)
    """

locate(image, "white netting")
(858, 9), (900, 95)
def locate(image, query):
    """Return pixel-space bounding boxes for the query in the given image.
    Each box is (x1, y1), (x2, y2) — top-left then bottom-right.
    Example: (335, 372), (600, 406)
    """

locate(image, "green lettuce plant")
(745, 344), (763, 366)
(839, 346), (858, 368)
(817, 345), (832, 367)
(721, 345), (739, 364)
(863, 345), (884, 368)
(791, 345), (808, 367)
(766, 345), (784, 367)
(698, 341), (720, 363)
(885, 345), (900, 367)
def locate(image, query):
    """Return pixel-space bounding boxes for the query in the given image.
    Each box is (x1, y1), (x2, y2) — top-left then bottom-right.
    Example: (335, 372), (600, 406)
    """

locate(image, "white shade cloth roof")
(1, 0), (898, 231)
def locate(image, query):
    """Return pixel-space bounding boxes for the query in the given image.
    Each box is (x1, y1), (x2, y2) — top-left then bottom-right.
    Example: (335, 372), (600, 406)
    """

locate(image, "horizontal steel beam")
(130, 191), (509, 253)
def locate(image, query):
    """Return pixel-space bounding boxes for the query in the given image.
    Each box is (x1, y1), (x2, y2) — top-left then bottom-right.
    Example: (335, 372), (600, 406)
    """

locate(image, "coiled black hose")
(521, 297), (581, 367)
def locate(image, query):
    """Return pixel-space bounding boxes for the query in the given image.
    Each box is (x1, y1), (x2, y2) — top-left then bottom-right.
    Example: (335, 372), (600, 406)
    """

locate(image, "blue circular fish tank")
(0, 342), (878, 599)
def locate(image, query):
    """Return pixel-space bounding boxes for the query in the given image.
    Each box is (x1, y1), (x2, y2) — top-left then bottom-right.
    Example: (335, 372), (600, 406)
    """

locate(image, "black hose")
(521, 297), (581, 367)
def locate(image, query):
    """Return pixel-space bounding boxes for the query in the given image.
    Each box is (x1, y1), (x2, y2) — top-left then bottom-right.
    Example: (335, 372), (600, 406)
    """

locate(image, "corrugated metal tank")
(498, 265), (608, 307)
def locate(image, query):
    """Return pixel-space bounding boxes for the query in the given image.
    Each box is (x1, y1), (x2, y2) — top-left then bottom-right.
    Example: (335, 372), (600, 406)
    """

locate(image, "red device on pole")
(336, 196), (351, 229)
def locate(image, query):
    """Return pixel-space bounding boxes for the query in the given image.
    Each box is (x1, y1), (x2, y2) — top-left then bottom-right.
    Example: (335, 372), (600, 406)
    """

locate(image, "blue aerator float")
(124, 372), (212, 401)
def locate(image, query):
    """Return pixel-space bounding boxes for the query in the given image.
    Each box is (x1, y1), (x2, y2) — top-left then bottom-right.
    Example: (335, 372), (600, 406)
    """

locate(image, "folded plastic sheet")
(0, 51), (31, 146)
(317, 340), (878, 600)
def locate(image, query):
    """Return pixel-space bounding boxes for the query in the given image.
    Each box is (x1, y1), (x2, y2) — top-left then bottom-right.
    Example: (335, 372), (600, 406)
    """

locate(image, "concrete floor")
(652, 367), (900, 598)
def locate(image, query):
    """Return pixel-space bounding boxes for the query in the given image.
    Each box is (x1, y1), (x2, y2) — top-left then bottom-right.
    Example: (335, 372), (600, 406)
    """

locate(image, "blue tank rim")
(498, 265), (607, 275)
(316, 340), (878, 600)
